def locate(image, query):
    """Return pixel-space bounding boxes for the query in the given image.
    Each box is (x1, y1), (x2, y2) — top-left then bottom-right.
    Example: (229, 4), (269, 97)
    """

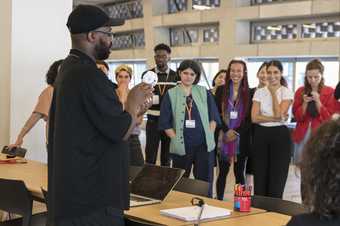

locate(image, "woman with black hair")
(214, 59), (251, 200)
(8, 59), (63, 149)
(211, 70), (227, 168)
(287, 118), (340, 226)
(211, 70), (227, 95)
(159, 59), (221, 197)
(247, 62), (269, 184)
(251, 60), (294, 198)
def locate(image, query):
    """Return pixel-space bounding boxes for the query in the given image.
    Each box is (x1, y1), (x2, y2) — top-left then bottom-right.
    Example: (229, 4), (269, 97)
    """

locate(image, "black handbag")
(1, 146), (27, 158)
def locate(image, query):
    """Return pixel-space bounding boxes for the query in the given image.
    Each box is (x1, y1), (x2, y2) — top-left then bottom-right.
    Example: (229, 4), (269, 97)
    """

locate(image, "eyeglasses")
(92, 30), (114, 39)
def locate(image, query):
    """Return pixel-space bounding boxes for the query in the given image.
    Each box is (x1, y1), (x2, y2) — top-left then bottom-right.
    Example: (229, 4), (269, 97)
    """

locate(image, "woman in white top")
(251, 60), (293, 198)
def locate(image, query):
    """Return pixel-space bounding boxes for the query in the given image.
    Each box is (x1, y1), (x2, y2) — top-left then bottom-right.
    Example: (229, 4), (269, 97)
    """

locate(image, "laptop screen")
(130, 164), (184, 200)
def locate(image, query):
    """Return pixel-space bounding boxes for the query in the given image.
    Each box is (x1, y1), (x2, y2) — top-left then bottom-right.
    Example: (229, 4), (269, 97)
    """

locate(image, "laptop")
(129, 164), (184, 207)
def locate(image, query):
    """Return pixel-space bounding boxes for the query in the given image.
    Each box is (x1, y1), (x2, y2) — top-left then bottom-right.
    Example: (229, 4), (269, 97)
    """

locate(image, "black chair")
(0, 178), (46, 226)
(251, 195), (308, 216)
(125, 217), (162, 226)
(174, 177), (209, 197)
(40, 188), (48, 210)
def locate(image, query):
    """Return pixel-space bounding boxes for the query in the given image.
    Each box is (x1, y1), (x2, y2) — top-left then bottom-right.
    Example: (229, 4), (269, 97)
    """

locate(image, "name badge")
(152, 95), (159, 105)
(230, 111), (238, 119)
(185, 120), (196, 128)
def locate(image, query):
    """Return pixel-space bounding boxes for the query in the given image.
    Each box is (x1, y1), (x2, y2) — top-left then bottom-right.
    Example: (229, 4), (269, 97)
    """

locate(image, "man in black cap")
(48, 5), (153, 226)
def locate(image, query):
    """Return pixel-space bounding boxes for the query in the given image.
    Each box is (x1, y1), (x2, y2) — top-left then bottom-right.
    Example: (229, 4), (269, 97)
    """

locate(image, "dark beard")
(95, 40), (112, 60)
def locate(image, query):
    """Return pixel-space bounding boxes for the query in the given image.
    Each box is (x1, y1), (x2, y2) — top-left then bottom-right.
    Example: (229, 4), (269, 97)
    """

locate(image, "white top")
(253, 86), (293, 127)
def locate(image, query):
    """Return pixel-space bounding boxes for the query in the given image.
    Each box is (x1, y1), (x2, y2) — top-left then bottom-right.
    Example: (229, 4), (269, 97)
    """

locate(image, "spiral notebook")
(160, 204), (232, 222)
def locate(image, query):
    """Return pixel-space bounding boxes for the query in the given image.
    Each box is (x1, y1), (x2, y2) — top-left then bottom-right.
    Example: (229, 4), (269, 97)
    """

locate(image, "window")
(295, 60), (339, 89)
(104, 0), (143, 20)
(170, 24), (219, 46)
(192, 0), (220, 10)
(107, 61), (147, 88)
(168, 0), (187, 13)
(170, 59), (219, 89)
(170, 27), (199, 46)
(111, 30), (145, 50)
(247, 57), (339, 91)
(251, 17), (340, 43)
(246, 59), (294, 90)
(301, 21), (340, 39)
(203, 26), (219, 43)
(253, 23), (298, 42)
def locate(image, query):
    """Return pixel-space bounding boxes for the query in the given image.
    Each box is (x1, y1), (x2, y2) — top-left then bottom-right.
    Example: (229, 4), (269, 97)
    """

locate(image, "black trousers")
(128, 135), (144, 166)
(145, 118), (170, 166)
(252, 125), (292, 198)
(171, 144), (215, 197)
(216, 152), (247, 200)
(55, 207), (124, 226)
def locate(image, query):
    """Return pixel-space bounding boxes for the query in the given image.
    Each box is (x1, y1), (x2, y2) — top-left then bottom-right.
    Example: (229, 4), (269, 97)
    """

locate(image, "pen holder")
(234, 195), (251, 212)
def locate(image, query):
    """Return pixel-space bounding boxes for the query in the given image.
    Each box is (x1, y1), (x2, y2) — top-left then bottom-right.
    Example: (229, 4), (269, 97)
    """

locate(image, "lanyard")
(228, 95), (240, 111)
(157, 73), (169, 96)
(185, 96), (193, 120)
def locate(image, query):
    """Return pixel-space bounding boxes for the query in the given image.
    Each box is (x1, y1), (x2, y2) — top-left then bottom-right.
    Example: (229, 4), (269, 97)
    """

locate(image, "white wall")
(0, 0), (12, 151)
(10, 0), (72, 162)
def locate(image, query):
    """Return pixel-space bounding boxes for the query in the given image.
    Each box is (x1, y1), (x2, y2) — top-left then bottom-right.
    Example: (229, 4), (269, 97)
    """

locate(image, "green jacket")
(168, 85), (215, 156)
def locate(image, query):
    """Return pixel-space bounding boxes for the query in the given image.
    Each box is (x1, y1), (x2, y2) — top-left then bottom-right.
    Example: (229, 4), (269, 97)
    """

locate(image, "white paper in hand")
(142, 71), (158, 87)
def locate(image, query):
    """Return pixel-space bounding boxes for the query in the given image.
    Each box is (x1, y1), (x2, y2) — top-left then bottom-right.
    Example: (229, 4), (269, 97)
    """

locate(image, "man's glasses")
(92, 30), (114, 39)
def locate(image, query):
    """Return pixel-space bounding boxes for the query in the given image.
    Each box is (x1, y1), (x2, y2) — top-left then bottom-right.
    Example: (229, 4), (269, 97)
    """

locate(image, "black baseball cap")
(67, 5), (124, 34)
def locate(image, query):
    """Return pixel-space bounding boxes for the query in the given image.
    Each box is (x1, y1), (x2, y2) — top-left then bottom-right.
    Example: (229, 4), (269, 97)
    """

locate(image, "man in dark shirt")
(48, 5), (152, 226)
(142, 43), (178, 166)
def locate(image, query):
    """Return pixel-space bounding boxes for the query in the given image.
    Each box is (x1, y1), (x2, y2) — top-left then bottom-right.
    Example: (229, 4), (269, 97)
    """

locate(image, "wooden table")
(0, 157), (289, 226)
(201, 212), (291, 226)
(125, 191), (266, 226)
(0, 155), (47, 200)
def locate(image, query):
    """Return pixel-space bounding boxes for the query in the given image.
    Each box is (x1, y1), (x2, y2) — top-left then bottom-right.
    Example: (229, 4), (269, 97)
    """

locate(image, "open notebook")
(160, 204), (232, 221)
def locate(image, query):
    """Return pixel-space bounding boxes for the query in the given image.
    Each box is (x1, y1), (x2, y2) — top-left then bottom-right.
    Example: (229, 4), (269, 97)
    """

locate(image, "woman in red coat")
(292, 59), (335, 164)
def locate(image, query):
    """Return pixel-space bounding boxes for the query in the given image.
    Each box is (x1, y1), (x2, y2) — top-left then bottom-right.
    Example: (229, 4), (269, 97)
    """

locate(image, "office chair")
(174, 177), (210, 197)
(0, 179), (46, 226)
(251, 195), (308, 216)
(41, 188), (48, 211)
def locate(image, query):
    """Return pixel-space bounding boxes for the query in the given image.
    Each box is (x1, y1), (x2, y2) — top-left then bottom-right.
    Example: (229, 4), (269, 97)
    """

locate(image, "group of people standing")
(11, 42), (340, 203)
(113, 42), (340, 204)
(7, 5), (339, 226)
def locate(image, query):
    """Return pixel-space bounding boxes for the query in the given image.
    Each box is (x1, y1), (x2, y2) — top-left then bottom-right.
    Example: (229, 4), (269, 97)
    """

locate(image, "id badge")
(185, 120), (196, 128)
(152, 95), (159, 105)
(230, 111), (238, 119)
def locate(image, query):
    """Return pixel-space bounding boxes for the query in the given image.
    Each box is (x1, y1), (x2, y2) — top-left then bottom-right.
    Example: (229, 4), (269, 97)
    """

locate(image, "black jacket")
(48, 49), (131, 223)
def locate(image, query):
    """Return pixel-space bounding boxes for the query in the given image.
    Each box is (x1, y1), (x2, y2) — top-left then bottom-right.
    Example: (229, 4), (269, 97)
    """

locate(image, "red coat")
(292, 86), (335, 143)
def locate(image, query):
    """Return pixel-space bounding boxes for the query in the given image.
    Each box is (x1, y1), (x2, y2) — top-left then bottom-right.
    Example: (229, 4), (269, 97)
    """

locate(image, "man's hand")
(137, 96), (153, 117)
(125, 83), (153, 119)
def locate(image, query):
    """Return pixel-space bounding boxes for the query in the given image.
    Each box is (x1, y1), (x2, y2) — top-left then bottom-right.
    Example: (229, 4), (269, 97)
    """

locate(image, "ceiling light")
(192, 5), (212, 10)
